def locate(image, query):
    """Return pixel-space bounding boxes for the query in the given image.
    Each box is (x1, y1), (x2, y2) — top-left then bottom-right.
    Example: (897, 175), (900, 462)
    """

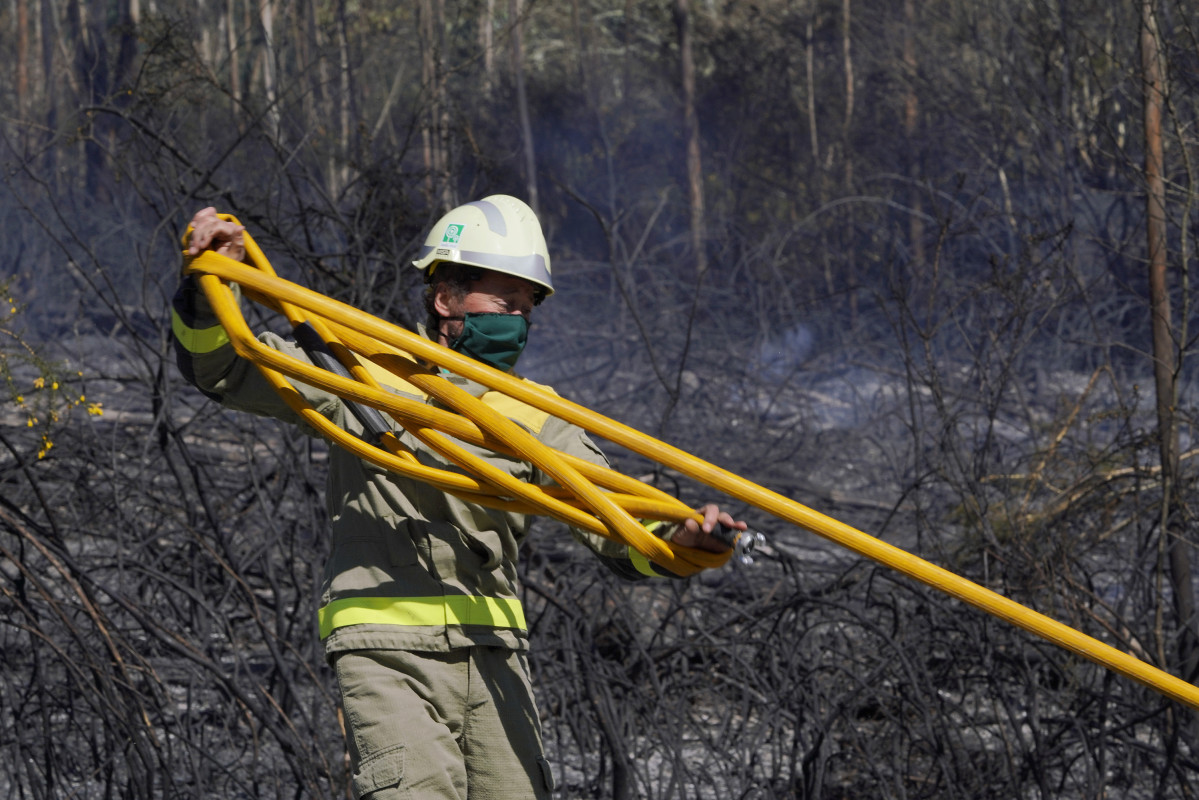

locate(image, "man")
(173, 195), (745, 799)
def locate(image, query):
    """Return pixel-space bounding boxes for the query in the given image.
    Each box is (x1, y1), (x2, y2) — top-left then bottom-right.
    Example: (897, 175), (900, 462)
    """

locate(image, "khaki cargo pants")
(334, 647), (555, 799)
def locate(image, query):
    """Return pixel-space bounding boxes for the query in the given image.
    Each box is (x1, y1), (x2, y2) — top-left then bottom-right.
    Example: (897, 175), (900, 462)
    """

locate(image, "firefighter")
(173, 196), (744, 799)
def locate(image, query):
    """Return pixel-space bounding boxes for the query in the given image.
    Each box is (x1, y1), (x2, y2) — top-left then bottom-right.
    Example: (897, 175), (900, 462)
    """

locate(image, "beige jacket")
(172, 277), (670, 655)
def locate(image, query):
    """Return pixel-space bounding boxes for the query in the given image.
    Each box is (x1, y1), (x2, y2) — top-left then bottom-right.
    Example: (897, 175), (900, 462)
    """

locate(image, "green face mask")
(449, 312), (529, 372)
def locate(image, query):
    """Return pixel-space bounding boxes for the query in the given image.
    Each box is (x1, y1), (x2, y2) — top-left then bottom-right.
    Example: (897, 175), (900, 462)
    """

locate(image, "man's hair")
(424, 262), (485, 332)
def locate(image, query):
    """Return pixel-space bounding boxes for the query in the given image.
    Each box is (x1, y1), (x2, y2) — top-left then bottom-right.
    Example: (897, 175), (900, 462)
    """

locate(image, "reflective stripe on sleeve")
(628, 546), (662, 578)
(172, 308), (231, 353)
(628, 519), (670, 577)
(318, 595), (527, 639)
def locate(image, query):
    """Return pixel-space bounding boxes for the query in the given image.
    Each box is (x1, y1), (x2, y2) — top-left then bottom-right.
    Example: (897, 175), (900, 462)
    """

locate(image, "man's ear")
(432, 283), (456, 318)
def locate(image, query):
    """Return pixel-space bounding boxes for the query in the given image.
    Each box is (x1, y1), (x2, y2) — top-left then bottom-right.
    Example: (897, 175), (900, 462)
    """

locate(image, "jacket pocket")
(456, 525), (504, 571)
(331, 508), (418, 568)
(414, 519), (504, 573)
(352, 745), (405, 798)
(386, 518), (419, 567)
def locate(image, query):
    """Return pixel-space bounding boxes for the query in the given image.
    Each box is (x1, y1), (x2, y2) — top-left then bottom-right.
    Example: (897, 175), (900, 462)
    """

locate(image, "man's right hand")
(186, 207), (246, 262)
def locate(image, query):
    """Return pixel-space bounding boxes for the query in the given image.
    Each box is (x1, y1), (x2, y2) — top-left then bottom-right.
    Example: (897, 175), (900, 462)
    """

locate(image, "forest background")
(2, 0), (1199, 797)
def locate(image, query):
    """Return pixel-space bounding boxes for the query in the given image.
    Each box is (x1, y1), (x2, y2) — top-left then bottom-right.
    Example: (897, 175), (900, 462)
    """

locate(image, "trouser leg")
(335, 649), (468, 800)
(461, 648), (554, 800)
(334, 648), (554, 800)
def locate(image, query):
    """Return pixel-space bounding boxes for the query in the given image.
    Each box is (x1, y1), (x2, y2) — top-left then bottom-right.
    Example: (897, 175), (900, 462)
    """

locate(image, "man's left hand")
(669, 503), (746, 553)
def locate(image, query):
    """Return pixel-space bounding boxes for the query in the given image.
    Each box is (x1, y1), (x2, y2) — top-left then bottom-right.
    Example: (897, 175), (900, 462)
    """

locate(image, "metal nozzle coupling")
(711, 526), (767, 566)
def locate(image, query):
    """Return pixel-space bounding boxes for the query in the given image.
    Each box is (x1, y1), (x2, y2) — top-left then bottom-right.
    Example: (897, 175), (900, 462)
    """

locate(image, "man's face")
(433, 269), (537, 343)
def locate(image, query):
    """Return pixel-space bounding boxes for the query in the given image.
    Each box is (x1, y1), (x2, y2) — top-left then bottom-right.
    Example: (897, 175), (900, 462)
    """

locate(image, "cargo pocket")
(352, 745), (405, 798)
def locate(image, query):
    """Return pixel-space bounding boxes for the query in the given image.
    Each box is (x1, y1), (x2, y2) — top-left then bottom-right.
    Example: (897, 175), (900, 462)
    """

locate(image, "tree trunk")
(1141, 0), (1198, 682)
(805, 16), (818, 168)
(419, 0), (437, 205)
(17, 0), (29, 134)
(259, 0), (281, 143)
(842, 0), (857, 320)
(903, 0), (923, 267)
(419, 0), (451, 208)
(480, 0), (495, 98)
(841, 0), (854, 144)
(796, 5), (832, 303)
(39, 0), (58, 187)
(112, 0), (137, 97)
(510, 0), (539, 214)
(334, 0), (354, 198)
(227, 0), (241, 125)
(675, 0), (706, 275)
(67, 0), (109, 201)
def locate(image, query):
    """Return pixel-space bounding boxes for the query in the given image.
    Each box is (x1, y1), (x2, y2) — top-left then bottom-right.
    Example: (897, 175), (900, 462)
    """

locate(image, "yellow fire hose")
(184, 217), (1199, 712)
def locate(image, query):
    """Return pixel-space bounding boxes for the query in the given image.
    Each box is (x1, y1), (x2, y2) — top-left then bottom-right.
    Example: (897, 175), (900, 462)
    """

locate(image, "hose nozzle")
(711, 526), (767, 566)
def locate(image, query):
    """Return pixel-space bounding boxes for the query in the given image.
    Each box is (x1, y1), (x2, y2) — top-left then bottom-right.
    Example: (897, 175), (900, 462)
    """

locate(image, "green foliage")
(0, 281), (98, 460)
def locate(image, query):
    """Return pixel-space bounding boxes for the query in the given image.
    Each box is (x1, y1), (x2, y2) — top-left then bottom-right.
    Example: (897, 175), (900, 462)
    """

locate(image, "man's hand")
(186, 207), (246, 262)
(669, 503), (747, 553)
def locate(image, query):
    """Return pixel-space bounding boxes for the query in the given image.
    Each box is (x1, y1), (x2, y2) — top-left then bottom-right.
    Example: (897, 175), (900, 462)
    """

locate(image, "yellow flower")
(33, 377), (45, 389)
(87, 403), (104, 416)
(51, 382), (58, 390)
(15, 395), (23, 405)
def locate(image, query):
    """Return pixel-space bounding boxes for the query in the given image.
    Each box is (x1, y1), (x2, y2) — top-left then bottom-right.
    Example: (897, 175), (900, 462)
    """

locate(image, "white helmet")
(412, 195), (553, 298)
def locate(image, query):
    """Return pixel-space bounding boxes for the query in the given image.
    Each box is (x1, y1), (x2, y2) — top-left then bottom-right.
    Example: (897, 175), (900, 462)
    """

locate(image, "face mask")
(448, 312), (529, 372)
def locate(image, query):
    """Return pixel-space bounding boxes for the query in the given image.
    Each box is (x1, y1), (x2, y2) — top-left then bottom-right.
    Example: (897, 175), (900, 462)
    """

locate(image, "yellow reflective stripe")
(318, 595), (527, 639)
(172, 308), (230, 354)
(628, 520), (670, 577)
(628, 545), (661, 578)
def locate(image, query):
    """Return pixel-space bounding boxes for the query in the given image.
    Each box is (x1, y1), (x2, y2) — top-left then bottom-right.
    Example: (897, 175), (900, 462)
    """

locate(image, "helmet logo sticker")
(441, 223), (464, 245)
